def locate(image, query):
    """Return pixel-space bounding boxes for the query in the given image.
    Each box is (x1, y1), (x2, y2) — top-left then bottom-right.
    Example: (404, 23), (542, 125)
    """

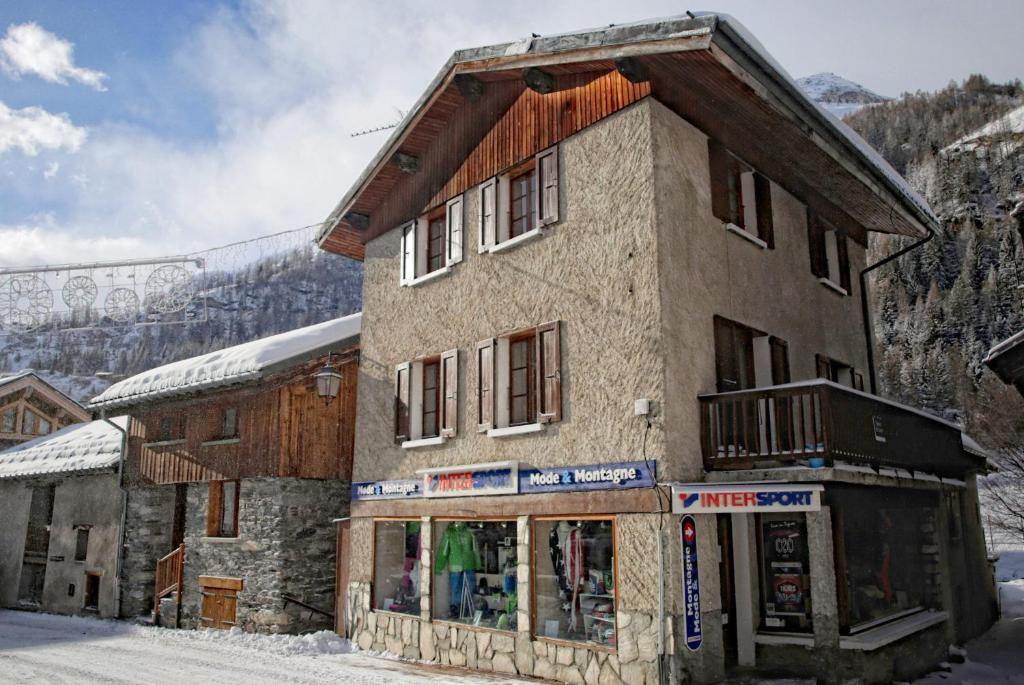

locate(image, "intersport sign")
(671, 483), (822, 514)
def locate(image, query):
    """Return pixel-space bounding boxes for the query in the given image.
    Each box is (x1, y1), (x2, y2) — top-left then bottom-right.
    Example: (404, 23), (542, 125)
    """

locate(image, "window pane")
(511, 397), (528, 426)
(758, 514), (812, 633)
(423, 362), (439, 438)
(534, 519), (615, 646)
(512, 368), (527, 396)
(374, 521), (422, 615)
(23, 411), (35, 434)
(432, 521), (518, 630)
(2, 409), (14, 432)
(223, 408), (237, 438)
(75, 528), (89, 561)
(221, 481), (237, 537)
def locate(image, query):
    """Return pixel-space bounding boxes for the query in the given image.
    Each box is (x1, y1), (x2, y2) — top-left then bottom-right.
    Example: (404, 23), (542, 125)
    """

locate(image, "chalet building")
(984, 332), (1024, 397)
(316, 13), (997, 685)
(88, 314), (360, 634)
(0, 371), (90, 449)
(0, 417), (128, 618)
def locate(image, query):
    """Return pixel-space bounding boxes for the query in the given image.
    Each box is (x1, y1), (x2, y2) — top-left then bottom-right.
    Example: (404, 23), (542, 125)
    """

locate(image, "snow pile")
(996, 550), (1024, 582)
(191, 627), (354, 656)
(90, 312), (360, 409)
(0, 416), (127, 479)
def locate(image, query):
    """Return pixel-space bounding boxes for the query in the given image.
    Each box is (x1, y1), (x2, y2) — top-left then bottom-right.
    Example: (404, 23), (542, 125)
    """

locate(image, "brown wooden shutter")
(769, 337), (790, 384)
(476, 339), (495, 432)
(394, 362), (411, 442)
(537, 146), (559, 226)
(708, 140), (731, 223)
(440, 349), (458, 438)
(853, 371), (865, 391)
(754, 173), (775, 248)
(478, 178), (496, 252)
(713, 317), (738, 393)
(536, 321), (562, 423)
(206, 481), (223, 537)
(807, 211), (827, 278)
(836, 233), (851, 293)
(815, 354), (831, 380)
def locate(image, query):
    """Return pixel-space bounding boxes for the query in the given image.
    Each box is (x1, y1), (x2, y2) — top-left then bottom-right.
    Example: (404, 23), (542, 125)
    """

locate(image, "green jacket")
(434, 523), (481, 573)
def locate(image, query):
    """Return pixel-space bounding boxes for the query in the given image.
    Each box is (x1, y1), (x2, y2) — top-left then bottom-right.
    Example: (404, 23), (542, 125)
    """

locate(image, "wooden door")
(199, 576), (242, 629)
(335, 518), (351, 637)
(717, 515), (738, 667)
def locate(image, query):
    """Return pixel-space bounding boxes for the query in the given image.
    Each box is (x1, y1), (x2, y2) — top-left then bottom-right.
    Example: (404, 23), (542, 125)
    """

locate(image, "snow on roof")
(985, 328), (1024, 364)
(0, 370), (34, 389)
(90, 313), (361, 410)
(0, 417), (127, 480)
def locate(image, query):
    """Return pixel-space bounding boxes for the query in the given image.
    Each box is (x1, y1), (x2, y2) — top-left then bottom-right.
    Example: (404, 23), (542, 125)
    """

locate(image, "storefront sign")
(351, 479), (422, 501)
(519, 460), (656, 494)
(671, 483), (822, 514)
(419, 461), (519, 498)
(680, 515), (702, 651)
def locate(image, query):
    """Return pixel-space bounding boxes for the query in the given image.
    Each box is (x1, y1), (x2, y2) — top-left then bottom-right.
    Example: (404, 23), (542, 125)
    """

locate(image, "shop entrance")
(717, 514), (738, 667)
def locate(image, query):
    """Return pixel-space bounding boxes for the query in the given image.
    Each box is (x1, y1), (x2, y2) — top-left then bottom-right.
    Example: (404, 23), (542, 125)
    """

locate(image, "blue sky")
(0, 0), (1021, 266)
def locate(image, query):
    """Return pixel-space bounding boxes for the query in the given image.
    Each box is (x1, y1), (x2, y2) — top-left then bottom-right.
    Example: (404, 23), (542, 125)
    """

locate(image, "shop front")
(341, 459), (670, 683)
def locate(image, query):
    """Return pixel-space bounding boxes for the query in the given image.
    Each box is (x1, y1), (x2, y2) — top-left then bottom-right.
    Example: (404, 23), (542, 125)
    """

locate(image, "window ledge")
(200, 536), (241, 544)
(405, 266), (452, 288)
(755, 632), (815, 647)
(488, 227), (543, 254)
(818, 277), (848, 296)
(201, 437), (240, 447)
(725, 222), (768, 249)
(839, 610), (947, 651)
(142, 438), (185, 448)
(401, 436), (447, 449)
(487, 423), (544, 438)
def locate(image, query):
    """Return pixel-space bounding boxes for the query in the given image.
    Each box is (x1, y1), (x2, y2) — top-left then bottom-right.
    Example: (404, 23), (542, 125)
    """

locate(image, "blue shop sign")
(419, 461), (520, 498)
(680, 515), (702, 651)
(519, 460), (656, 494)
(351, 479), (422, 501)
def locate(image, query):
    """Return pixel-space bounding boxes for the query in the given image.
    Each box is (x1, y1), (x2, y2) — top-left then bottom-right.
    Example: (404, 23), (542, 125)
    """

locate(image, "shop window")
(432, 520), (518, 630)
(533, 519), (616, 646)
(834, 490), (935, 631)
(757, 514), (813, 633)
(373, 520), (422, 615)
(206, 481), (240, 538)
(74, 527), (90, 562)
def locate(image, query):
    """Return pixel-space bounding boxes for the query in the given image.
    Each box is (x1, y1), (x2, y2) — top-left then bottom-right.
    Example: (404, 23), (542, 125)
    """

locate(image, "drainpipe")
(859, 226), (934, 394)
(100, 408), (129, 619)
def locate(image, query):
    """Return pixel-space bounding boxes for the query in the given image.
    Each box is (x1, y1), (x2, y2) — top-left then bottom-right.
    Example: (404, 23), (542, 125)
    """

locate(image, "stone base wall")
(347, 582), (664, 684)
(180, 477), (347, 634)
(120, 484), (176, 619)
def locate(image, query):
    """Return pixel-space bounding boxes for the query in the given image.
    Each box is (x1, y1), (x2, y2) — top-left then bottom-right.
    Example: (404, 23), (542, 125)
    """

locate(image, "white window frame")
(479, 145), (560, 255)
(397, 351), (457, 449)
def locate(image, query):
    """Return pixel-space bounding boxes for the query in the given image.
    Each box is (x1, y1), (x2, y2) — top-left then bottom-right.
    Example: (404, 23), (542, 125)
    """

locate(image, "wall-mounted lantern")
(314, 354), (343, 405)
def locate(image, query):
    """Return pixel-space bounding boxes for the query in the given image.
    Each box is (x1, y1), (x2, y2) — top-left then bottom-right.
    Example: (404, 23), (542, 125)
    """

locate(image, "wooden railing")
(153, 544), (185, 622)
(700, 380), (977, 478)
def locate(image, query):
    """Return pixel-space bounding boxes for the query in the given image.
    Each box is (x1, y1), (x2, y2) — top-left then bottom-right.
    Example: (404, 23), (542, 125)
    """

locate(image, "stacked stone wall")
(120, 485), (175, 619)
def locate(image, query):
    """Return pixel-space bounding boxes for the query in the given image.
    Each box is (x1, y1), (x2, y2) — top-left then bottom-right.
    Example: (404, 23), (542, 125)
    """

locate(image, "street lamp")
(314, 354), (343, 405)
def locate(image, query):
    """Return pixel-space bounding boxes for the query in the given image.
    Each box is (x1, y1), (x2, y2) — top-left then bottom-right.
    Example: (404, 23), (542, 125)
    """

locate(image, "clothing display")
(434, 523), (481, 574)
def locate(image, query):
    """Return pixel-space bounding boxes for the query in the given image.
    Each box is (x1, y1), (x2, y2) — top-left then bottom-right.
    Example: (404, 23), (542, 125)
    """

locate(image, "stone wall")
(120, 484), (176, 619)
(179, 477), (346, 634)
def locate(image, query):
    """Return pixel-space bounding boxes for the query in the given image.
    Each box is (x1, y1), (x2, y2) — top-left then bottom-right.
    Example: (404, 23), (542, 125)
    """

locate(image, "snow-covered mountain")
(797, 72), (890, 118)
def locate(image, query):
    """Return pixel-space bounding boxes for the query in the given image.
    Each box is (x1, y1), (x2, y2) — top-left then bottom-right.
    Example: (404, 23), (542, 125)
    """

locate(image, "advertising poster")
(762, 519), (807, 617)
(680, 515), (702, 651)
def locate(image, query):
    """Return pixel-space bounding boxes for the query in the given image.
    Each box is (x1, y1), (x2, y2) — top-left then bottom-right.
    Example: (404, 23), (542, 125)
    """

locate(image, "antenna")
(350, 108), (406, 138)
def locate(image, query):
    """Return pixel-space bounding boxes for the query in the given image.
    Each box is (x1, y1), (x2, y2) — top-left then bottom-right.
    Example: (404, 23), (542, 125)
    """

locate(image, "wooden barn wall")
(127, 351), (358, 485)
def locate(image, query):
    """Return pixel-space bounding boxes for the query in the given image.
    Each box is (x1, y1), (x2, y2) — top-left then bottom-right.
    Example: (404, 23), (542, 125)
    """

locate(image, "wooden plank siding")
(126, 349), (358, 485)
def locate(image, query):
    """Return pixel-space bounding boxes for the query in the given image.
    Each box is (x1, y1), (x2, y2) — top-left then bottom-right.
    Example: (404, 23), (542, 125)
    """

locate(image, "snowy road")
(0, 610), (532, 685)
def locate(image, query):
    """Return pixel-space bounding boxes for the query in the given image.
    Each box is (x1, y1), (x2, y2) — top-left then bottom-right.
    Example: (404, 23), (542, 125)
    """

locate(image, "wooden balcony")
(699, 380), (978, 478)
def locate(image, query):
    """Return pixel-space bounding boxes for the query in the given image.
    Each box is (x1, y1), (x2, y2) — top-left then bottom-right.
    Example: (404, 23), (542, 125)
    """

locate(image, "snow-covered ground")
(0, 609), (530, 684)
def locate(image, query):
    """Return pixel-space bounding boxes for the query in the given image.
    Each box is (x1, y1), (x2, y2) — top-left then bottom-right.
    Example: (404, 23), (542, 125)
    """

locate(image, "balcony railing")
(699, 380), (977, 478)
(154, 543), (185, 624)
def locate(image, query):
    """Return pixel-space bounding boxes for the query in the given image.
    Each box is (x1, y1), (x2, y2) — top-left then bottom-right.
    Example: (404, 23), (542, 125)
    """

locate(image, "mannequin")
(434, 522), (481, 618)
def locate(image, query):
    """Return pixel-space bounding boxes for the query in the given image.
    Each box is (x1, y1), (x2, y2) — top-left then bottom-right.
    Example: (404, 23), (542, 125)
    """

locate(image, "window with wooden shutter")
(509, 161), (537, 239)
(509, 331), (536, 426)
(836, 233), (851, 293)
(815, 354), (831, 380)
(754, 173), (775, 248)
(394, 362), (411, 441)
(536, 321), (562, 423)
(199, 576), (242, 630)
(537, 147), (559, 226)
(479, 179), (496, 252)
(807, 211), (828, 278)
(206, 480), (239, 538)
(713, 316), (756, 393)
(400, 221), (416, 285)
(477, 339), (495, 432)
(709, 140), (731, 223)
(853, 371), (865, 392)
(769, 337), (790, 385)
(440, 349), (458, 437)
(421, 359), (440, 438)
(446, 195), (464, 265)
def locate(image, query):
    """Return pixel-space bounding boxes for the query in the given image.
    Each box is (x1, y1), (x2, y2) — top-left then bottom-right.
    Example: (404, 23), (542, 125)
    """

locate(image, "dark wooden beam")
(453, 73), (484, 102)
(390, 151), (419, 174)
(342, 212), (369, 232)
(614, 57), (648, 84)
(522, 67), (555, 94)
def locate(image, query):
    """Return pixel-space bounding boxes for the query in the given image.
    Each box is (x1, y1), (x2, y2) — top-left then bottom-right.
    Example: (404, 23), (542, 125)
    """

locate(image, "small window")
(394, 350), (458, 444)
(373, 520), (422, 615)
(432, 520), (517, 630)
(221, 408), (238, 439)
(478, 321), (562, 432)
(808, 212), (851, 294)
(37, 417), (50, 435)
(2, 408), (15, 432)
(399, 196), (463, 285)
(509, 162), (537, 239)
(478, 146), (559, 252)
(83, 572), (100, 611)
(74, 527), (90, 562)
(158, 416), (182, 441)
(816, 354), (859, 389)
(207, 480), (240, 538)
(708, 140), (774, 247)
(533, 518), (616, 646)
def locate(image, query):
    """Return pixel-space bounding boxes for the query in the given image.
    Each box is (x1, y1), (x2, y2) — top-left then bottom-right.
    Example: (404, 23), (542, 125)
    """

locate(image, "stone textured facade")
(120, 484), (175, 619)
(178, 477), (346, 633)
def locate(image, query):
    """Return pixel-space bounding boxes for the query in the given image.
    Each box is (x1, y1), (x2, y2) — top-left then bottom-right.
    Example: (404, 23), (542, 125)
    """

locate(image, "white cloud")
(0, 224), (149, 266)
(0, 101), (86, 155)
(0, 22), (107, 91)
(43, 161), (59, 179)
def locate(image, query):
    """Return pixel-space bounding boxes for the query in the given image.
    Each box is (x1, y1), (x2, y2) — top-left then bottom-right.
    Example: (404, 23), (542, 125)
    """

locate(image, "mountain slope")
(796, 72), (889, 117)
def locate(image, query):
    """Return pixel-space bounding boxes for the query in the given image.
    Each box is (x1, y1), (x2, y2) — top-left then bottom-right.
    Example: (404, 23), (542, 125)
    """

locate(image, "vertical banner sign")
(680, 515), (702, 651)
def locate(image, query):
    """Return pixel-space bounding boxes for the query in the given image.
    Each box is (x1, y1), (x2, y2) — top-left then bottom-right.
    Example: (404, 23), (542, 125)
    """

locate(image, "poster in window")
(762, 519), (807, 617)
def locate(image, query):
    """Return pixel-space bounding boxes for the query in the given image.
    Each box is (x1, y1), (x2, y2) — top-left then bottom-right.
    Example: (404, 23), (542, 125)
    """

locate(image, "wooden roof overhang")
(319, 15), (936, 261)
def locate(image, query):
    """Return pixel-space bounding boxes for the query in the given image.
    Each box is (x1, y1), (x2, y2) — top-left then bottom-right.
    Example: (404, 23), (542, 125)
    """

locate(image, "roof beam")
(453, 74), (484, 101)
(342, 212), (369, 232)
(615, 57), (648, 84)
(522, 67), (555, 94)
(391, 152), (419, 174)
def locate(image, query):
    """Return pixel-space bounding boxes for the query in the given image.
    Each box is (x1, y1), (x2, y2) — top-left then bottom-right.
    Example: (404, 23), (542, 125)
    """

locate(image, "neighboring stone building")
(0, 371), (90, 450)
(0, 417), (127, 618)
(316, 13), (997, 685)
(88, 314), (360, 634)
